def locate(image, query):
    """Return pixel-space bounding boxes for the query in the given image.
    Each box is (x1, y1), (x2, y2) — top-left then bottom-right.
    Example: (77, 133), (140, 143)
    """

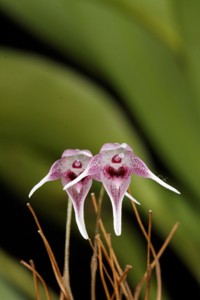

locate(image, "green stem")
(63, 198), (74, 300)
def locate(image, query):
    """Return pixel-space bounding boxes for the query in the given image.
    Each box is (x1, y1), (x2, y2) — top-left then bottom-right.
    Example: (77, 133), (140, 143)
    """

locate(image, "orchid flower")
(63, 143), (180, 236)
(29, 149), (93, 239)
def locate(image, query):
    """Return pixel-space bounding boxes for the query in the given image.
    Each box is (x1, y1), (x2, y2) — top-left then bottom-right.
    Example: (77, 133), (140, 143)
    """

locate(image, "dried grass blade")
(153, 222), (180, 269)
(107, 234), (120, 300)
(37, 230), (68, 298)
(89, 235), (114, 289)
(110, 265), (132, 300)
(144, 210), (152, 300)
(97, 236), (111, 300)
(27, 204), (61, 276)
(134, 222), (179, 299)
(27, 203), (68, 299)
(90, 190), (104, 300)
(30, 259), (40, 300)
(91, 192), (133, 299)
(91, 234), (98, 300)
(118, 265), (132, 286)
(96, 236), (115, 288)
(130, 198), (161, 300)
(21, 260), (51, 300)
(155, 261), (162, 300)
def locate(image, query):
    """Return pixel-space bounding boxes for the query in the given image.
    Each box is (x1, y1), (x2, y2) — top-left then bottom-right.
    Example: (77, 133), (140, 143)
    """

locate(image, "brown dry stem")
(26, 203), (69, 299)
(90, 188), (104, 300)
(144, 210), (152, 300)
(20, 260), (51, 300)
(24, 187), (179, 300)
(91, 192), (133, 299)
(129, 197), (162, 300)
(30, 259), (40, 300)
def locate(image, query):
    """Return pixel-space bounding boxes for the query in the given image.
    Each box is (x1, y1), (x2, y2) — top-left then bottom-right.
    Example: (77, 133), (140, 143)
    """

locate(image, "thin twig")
(89, 236), (115, 289)
(118, 265), (133, 287)
(155, 261), (162, 300)
(91, 193), (133, 299)
(144, 210), (152, 300)
(63, 198), (74, 300)
(107, 234), (120, 300)
(37, 230), (68, 298)
(110, 265), (132, 300)
(90, 189), (104, 300)
(30, 259), (40, 300)
(21, 260), (51, 300)
(152, 222), (180, 270)
(129, 199), (162, 300)
(134, 222), (179, 299)
(96, 236), (116, 288)
(26, 203), (68, 299)
(27, 203), (61, 277)
(97, 236), (111, 300)
(91, 235), (98, 300)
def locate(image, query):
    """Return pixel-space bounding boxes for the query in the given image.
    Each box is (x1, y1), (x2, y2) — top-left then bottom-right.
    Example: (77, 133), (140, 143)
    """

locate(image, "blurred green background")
(0, 0), (199, 299)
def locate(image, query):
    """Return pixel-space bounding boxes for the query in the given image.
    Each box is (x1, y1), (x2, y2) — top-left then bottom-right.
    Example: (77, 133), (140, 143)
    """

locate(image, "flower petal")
(62, 176), (92, 239)
(130, 156), (150, 177)
(63, 154), (102, 190)
(63, 168), (89, 190)
(101, 166), (131, 235)
(100, 143), (131, 152)
(148, 171), (181, 194)
(29, 157), (68, 198)
(102, 184), (123, 235)
(130, 156), (180, 194)
(101, 177), (124, 235)
(62, 149), (93, 158)
(69, 193), (89, 239)
(112, 197), (122, 236)
(125, 192), (141, 205)
(28, 174), (49, 198)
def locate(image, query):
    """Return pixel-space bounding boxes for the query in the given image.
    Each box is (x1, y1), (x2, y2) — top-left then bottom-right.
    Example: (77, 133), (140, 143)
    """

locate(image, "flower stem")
(63, 198), (74, 300)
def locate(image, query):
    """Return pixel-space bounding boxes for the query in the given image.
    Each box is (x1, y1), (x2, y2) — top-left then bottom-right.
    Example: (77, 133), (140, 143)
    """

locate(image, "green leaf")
(1, 0), (199, 196)
(0, 48), (144, 218)
(173, 0), (200, 102)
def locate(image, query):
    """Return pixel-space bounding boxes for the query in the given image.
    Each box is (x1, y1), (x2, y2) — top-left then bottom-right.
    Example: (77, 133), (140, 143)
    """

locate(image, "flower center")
(66, 170), (88, 183)
(111, 154), (123, 163)
(104, 165), (129, 178)
(67, 171), (77, 181)
(72, 160), (82, 168)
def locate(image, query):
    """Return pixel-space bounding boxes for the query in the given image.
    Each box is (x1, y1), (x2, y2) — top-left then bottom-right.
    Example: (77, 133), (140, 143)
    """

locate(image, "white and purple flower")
(63, 143), (180, 237)
(29, 143), (180, 239)
(29, 149), (93, 239)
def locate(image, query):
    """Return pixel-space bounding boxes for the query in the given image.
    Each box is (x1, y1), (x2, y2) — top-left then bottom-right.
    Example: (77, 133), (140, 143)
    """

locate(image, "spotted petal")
(62, 176), (92, 239)
(101, 165), (131, 235)
(62, 149), (93, 158)
(63, 154), (102, 190)
(62, 142), (180, 239)
(130, 156), (180, 194)
(29, 150), (93, 198)
(100, 142), (133, 152)
(29, 149), (93, 239)
(29, 157), (67, 198)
